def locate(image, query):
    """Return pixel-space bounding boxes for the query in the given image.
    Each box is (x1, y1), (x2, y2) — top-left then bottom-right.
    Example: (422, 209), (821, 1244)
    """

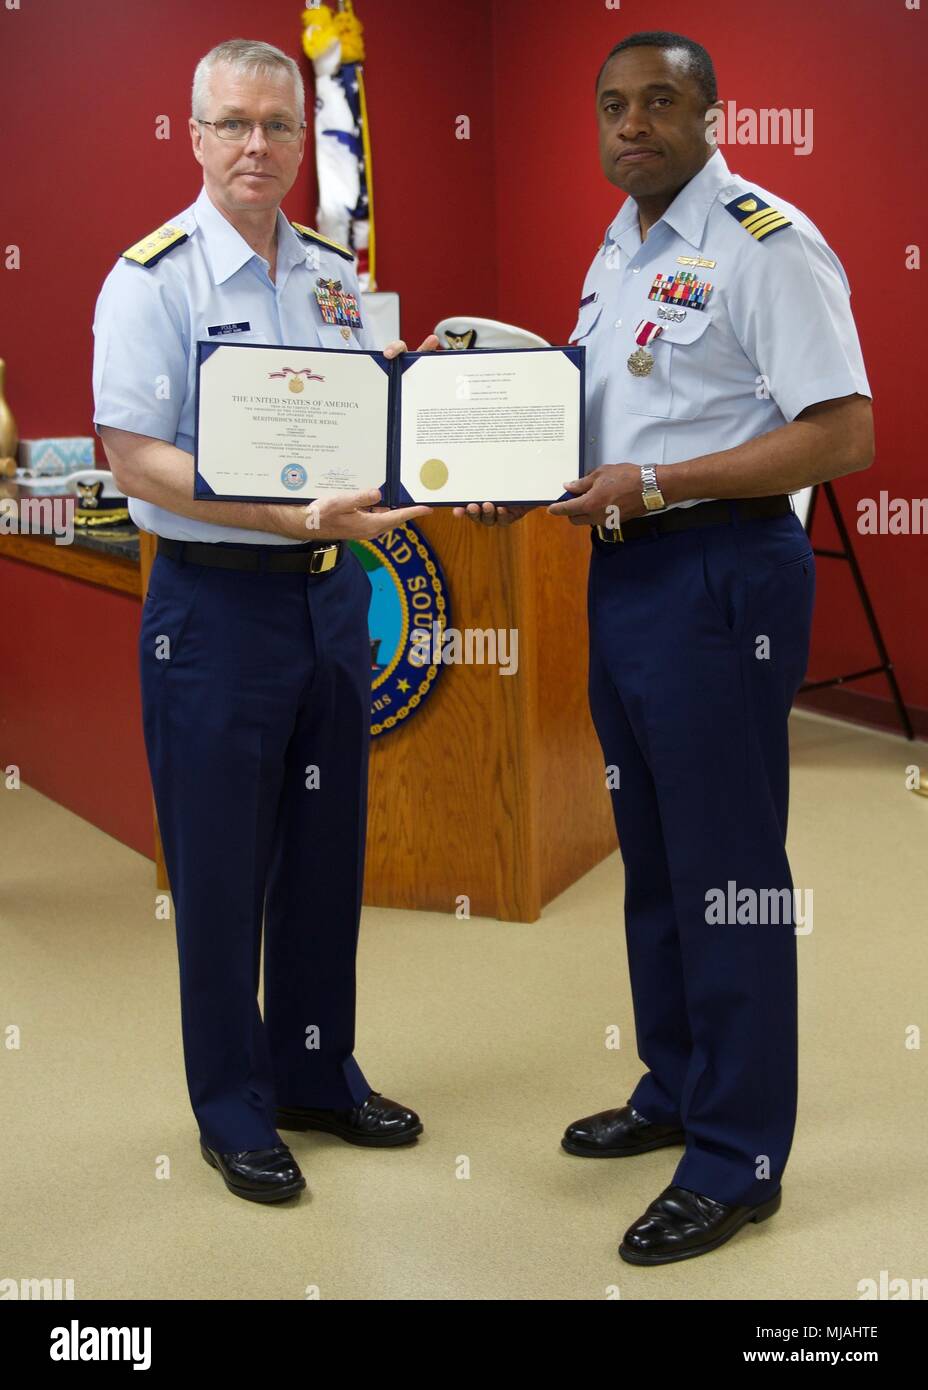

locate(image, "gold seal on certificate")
(420, 458), (449, 490)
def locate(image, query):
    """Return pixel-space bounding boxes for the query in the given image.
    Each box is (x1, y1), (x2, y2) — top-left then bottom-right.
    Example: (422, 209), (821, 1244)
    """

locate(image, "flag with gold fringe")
(301, 2), (376, 290)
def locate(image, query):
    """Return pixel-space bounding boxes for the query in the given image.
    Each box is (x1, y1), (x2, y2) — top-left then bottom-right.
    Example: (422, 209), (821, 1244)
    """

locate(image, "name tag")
(207, 321), (252, 336)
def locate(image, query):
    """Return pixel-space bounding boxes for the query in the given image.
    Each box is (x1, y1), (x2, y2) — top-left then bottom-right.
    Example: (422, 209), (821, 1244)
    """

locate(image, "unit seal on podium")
(348, 522), (450, 737)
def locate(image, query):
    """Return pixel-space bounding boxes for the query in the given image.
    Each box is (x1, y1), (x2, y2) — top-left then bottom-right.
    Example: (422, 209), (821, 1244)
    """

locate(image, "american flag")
(304, 3), (375, 289)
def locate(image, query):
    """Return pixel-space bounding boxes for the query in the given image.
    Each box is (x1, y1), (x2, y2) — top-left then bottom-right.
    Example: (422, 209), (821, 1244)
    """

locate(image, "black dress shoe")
(562, 1103), (685, 1157)
(199, 1140), (306, 1203)
(619, 1184), (782, 1265)
(275, 1091), (422, 1147)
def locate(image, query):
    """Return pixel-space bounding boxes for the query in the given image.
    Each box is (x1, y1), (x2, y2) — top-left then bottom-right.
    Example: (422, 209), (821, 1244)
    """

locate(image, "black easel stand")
(799, 481), (914, 740)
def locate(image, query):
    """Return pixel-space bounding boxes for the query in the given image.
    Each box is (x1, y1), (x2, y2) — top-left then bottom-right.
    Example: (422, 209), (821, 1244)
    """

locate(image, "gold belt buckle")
(595, 522), (623, 544)
(309, 543), (339, 573)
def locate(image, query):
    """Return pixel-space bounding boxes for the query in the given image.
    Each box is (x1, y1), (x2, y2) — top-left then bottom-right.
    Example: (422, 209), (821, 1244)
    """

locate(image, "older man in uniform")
(458, 31), (873, 1263)
(93, 39), (434, 1204)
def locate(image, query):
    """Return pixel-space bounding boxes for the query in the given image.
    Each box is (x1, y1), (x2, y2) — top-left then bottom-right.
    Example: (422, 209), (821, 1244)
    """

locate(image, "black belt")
(156, 536), (342, 573)
(593, 494), (792, 545)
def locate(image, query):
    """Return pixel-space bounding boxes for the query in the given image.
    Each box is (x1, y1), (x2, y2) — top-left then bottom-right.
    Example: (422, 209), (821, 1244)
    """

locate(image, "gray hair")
(191, 38), (305, 119)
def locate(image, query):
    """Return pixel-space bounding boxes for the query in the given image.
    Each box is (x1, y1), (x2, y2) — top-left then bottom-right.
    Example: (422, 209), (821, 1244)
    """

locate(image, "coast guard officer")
(459, 30), (873, 1262)
(93, 39), (435, 1203)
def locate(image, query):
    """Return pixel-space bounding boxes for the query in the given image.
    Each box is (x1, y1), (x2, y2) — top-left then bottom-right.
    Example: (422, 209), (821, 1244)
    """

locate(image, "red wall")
(0, 0), (924, 854)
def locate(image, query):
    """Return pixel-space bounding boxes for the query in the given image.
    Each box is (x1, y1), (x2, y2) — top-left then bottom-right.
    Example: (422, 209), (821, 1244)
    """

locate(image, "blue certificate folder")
(194, 341), (586, 507)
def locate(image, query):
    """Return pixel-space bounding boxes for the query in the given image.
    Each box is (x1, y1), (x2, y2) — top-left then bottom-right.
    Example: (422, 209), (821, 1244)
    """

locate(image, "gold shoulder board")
(121, 223), (189, 267)
(724, 193), (792, 242)
(290, 221), (354, 262)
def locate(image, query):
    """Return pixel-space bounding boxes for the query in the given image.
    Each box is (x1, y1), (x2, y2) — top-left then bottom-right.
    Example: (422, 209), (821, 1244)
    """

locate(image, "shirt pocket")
(569, 300), (603, 344)
(315, 323), (364, 350)
(623, 308), (713, 420)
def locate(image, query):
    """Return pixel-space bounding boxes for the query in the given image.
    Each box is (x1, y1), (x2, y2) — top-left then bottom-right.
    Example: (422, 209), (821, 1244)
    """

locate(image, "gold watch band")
(640, 465), (665, 511)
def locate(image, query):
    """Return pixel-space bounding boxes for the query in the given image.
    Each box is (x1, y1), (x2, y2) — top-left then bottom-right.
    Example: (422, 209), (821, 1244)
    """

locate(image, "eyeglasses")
(197, 118), (305, 143)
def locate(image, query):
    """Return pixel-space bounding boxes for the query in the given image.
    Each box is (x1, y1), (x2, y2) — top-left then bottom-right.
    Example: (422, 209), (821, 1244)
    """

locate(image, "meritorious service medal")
(627, 320), (664, 376)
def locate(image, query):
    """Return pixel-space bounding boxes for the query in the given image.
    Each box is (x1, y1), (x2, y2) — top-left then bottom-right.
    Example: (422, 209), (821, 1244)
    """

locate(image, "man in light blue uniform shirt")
(567, 141), (870, 498)
(94, 180), (380, 544)
(93, 39), (433, 1204)
(460, 30), (874, 1265)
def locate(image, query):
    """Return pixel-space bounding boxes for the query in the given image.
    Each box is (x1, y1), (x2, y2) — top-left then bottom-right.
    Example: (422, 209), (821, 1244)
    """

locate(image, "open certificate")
(194, 341), (390, 503)
(194, 342), (585, 505)
(394, 347), (585, 506)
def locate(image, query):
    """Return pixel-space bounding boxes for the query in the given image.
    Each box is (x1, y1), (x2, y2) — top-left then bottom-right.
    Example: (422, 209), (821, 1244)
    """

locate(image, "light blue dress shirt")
(569, 149), (872, 510)
(92, 185), (377, 543)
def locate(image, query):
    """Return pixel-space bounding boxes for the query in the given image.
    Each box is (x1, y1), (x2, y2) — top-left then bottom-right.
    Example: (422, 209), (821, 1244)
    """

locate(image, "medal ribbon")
(634, 320), (664, 348)
(268, 366), (325, 381)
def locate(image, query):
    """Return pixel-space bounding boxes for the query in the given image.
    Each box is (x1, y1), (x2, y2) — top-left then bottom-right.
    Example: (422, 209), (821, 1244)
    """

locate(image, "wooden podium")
(141, 512), (616, 922)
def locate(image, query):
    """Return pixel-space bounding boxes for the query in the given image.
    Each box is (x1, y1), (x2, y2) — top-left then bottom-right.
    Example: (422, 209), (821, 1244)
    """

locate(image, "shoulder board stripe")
(121, 223), (188, 267)
(290, 221), (354, 261)
(724, 193), (792, 242)
(741, 209), (791, 237)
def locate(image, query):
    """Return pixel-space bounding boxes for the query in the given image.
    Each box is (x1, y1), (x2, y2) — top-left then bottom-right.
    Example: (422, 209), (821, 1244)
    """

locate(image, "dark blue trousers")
(140, 543), (373, 1152)
(587, 507), (815, 1207)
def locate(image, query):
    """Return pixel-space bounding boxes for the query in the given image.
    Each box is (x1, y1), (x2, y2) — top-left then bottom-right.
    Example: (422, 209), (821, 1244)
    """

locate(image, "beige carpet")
(2, 709), (925, 1301)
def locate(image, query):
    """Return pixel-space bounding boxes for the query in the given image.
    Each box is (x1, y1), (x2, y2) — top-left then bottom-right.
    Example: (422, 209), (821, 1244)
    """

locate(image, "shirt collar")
(193, 185), (307, 285)
(604, 148), (733, 252)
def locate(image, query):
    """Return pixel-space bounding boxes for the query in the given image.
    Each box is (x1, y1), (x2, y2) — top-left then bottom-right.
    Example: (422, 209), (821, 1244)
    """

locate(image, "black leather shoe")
(562, 1103), (685, 1157)
(199, 1140), (306, 1203)
(275, 1091), (422, 1147)
(619, 1184), (782, 1265)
